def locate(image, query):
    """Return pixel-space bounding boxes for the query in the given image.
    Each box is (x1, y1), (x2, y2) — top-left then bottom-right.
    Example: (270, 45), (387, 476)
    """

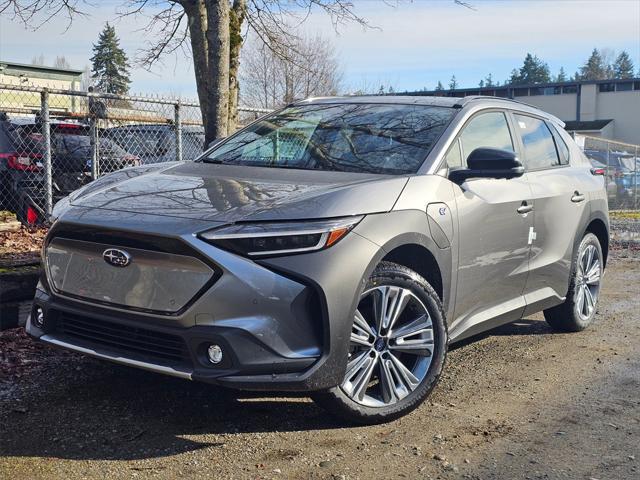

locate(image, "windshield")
(202, 103), (455, 174)
(60, 135), (128, 157)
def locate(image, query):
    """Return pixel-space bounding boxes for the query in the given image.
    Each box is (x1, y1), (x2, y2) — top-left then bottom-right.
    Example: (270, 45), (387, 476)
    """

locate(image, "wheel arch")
(353, 211), (454, 318)
(584, 217), (609, 268)
(382, 244), (444, 301)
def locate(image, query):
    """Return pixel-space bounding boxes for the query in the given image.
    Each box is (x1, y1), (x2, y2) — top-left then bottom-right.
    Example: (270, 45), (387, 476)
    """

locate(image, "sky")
(1, 0), (639, 100)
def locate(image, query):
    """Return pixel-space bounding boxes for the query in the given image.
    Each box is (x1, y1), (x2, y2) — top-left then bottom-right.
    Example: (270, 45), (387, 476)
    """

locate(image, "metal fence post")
(40, 88), (53, 220)
(635, 145), (639, 210)
(605, 140), (612, 208)
(175, 100), (183, 162)
(89, 117), (98, 180)
(87, 88), (99, 180)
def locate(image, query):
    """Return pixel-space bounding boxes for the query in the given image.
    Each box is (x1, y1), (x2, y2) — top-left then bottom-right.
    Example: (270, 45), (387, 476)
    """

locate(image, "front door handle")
(517, 201), (533, 215)
(571, 191), (585, 203)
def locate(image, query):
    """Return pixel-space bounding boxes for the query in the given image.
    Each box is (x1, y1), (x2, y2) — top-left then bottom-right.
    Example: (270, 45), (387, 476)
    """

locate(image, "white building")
(408, 78), (640, 145)
(0, 60), (84, 114)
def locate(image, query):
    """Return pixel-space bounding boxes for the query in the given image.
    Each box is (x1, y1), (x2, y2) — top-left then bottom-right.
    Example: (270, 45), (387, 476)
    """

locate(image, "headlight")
(199, 216), (364, 257)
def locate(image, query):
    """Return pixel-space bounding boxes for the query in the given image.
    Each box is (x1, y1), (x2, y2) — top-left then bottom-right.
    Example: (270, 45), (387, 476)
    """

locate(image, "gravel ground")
(1, 252), (639, 479)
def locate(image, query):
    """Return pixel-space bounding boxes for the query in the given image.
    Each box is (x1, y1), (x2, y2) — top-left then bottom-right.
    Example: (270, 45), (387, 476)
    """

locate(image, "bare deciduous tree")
(31, 53), (45, 65)
(1, 0), (87, 29)
(241, 34), (341, 109)
(52, 55), (72, 69)
(122, 0), (367, 143)
(80, 64), (92, 90)
(2, 0), (470, 144)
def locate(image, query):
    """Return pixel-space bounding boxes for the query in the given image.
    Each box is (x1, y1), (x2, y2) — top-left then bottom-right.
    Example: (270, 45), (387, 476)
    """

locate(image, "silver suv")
(28, 96), (609, 424)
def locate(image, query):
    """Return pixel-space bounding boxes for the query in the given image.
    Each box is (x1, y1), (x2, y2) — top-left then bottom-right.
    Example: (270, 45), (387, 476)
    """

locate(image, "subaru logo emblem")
(103, 248), (132, 268)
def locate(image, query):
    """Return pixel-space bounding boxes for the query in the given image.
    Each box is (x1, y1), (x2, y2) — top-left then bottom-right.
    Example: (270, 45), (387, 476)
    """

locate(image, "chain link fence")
(0, 83), (270, 224)
(576, 135), (640, 210)
(2, 83), (638, 225)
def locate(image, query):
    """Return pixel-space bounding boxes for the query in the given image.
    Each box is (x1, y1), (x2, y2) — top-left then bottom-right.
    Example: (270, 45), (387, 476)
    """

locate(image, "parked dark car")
(1, 116), (47, 223)
(584, 149), (638, 207)
(0, 116), (140, 224)
(104, 124), (205, 164)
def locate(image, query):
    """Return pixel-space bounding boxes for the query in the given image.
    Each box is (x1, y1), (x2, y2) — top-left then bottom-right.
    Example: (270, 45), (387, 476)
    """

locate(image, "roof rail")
(457, 95), (565, 125)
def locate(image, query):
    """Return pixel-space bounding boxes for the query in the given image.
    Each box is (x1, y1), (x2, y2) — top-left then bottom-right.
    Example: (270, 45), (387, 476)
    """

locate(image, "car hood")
(67, 162), (409, 222)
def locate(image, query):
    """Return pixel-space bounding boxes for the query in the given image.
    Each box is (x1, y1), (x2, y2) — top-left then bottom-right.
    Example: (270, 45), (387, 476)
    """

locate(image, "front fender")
(354, 210), (454, 317)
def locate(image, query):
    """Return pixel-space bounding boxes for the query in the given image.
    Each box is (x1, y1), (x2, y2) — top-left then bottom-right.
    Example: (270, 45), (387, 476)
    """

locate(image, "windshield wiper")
(201, 158), (227, 164)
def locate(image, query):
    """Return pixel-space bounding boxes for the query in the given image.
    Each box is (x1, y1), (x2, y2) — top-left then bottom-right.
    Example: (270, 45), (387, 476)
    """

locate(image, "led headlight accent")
(200, 216), (364, 257)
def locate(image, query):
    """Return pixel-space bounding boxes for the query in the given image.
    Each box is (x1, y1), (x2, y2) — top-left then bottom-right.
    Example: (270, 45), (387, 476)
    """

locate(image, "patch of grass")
(610, 210), (640, 220)
(0, 265), (41, 275)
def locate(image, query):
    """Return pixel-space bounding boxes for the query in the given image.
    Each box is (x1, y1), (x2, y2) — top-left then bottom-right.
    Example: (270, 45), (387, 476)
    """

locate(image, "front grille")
(56, 313), (190, 364)
(46, 237), (217, 315)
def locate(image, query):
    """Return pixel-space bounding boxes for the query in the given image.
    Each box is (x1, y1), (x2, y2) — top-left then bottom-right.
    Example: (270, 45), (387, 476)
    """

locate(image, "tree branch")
(0, 0), (90, 31)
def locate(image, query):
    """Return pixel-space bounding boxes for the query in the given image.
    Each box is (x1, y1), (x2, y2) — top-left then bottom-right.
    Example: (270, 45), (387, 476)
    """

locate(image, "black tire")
(312, 261), (448, 425)
(544, 233), (603, 332)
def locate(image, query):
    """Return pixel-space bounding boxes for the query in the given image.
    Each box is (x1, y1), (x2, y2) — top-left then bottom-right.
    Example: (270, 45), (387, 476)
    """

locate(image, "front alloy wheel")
(343, 285), (434, 407)
(312, 261), (447, 424)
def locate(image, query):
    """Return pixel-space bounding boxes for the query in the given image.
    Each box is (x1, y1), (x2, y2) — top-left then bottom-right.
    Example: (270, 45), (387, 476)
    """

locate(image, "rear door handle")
(517, 201), (533, 215)
(571, 191), (585, 203)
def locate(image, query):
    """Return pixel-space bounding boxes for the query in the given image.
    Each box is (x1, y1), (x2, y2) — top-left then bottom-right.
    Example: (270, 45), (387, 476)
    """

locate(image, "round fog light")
(207, 344), (223, 364)
(34, 307), (45, 328)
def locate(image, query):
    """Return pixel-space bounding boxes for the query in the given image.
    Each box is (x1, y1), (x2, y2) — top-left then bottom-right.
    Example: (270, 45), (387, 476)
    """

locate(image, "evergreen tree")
(449, 75), (458, 90)
(516, 53), (550, 84)
(579, 48), (608, 81)
(485, 73), (494, 87)
(90, 23), (131, 95)
(613, 51), (635, 79)
(435, 81), (444, 91)
(508, 68), (520, 85)
(555, 67), (567, 82)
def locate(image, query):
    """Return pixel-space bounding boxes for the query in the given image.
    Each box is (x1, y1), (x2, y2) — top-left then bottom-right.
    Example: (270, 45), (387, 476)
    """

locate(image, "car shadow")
(449, 317), (562, 351)
(0, 354), (347, 462)
(1, 317), (560, 462)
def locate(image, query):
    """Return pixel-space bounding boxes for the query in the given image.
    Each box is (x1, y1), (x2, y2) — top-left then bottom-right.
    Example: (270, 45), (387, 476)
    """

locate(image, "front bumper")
(27, 218), (382, 391)
(27, 290), (317, 387)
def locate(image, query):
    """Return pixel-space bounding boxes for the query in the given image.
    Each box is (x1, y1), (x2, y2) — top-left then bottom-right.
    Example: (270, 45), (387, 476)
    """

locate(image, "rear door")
(511, 113), (590, 315)
(446, 110), (534, 339)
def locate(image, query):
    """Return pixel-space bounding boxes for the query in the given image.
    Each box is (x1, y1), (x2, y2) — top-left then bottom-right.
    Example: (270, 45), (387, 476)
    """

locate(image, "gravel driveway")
(1, 252), (638, 480)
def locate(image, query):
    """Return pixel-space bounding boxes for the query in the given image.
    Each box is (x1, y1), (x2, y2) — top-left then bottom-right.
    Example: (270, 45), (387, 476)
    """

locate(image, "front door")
(445, 111), (534, 340)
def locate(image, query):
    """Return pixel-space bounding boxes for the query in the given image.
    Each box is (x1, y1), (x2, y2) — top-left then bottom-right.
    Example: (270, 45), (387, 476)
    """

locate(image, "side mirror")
(449, 148), (524, 183)
(208, 137), (225, 149)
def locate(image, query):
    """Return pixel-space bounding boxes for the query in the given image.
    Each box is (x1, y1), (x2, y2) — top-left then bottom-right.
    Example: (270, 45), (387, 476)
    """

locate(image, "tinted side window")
(458, 112), (514, 165)
(549, 124), (570, 165)
(514, 114), (559, 169)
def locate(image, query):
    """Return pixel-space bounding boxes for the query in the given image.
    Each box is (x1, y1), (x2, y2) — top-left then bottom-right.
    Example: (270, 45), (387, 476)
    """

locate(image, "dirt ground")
(0, 253), (639, 479)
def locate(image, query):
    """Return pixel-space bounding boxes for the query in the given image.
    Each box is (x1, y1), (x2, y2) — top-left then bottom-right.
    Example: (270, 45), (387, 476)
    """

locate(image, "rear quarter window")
(513, 114), (559, 170)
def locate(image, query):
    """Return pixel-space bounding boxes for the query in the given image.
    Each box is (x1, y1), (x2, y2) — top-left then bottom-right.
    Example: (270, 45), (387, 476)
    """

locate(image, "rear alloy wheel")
(312, 262), (447, 424)
(544, 233), (603, 332)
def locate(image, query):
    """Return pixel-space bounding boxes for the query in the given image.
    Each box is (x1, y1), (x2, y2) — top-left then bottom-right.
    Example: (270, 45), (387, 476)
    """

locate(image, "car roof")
(3, 116), (89, 128)
(293, 95), (565, 127)
(108, 124), (204, 132)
